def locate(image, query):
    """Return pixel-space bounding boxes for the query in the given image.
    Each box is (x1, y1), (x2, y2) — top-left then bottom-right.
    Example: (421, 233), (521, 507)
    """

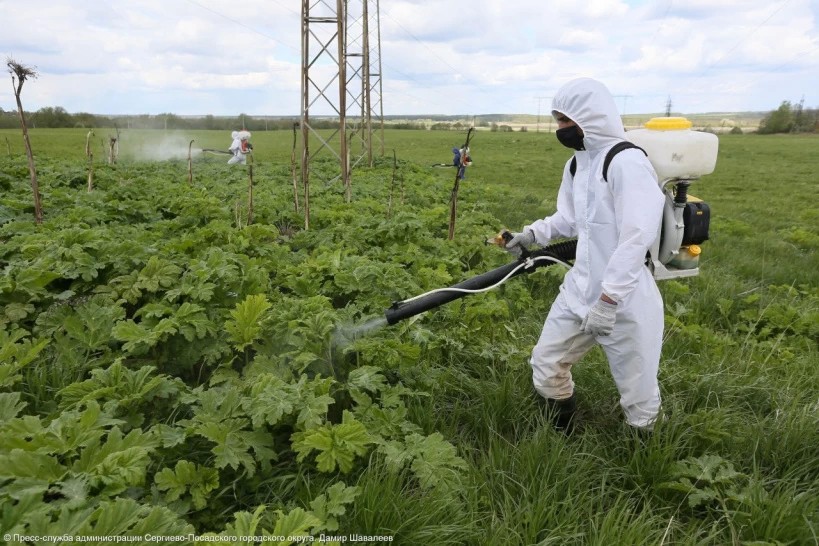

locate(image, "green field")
(0, 127), (817, 545)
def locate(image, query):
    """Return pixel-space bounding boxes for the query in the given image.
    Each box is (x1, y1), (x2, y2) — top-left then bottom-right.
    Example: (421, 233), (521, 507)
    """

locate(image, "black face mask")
(556, 125), (585, 151)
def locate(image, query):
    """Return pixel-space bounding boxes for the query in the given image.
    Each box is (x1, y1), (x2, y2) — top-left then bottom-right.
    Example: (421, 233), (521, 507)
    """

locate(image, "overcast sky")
(2, 0), (817, 117)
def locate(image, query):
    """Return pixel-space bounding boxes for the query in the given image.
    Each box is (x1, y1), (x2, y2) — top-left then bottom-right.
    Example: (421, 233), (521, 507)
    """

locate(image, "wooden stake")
(247, 163), (254, 226)
(234, 201), (243, 229)
(87, 152), (94, 192)
(187, 139), (194, 186)
(387, 149), (396, 219)
(85, 130), (94, 158)
(448, 128), (474, 240)
(108, 124), (120, 165)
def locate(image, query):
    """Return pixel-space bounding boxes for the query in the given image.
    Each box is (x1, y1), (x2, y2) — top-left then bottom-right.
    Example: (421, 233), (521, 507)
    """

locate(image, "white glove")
(504, 230), (535, 257)
(581, 299), (618, 336)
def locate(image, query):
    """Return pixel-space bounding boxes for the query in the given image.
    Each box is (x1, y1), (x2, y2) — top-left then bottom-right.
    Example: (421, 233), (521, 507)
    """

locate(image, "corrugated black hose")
(384, 239), (577, 325)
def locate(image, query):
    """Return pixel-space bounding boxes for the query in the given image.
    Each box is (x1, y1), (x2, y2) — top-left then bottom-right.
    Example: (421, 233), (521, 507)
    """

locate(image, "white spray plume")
(332, 316), (388, 352)
(129, 134), (201, 161)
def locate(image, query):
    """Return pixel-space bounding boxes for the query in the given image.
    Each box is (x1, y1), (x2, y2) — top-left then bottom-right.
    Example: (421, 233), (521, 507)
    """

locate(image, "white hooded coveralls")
(526, 78), (665, 429)
(228, 131), (246, 165)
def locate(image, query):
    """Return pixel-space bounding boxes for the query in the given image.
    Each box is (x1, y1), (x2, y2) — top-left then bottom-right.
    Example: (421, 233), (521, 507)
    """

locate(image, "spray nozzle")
(485, 230), (514, 247)
(486, 230), (531, 259)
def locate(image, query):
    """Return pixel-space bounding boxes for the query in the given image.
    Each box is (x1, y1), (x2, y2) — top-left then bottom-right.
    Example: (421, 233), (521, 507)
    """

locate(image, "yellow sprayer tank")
(625, 117), (719, 180)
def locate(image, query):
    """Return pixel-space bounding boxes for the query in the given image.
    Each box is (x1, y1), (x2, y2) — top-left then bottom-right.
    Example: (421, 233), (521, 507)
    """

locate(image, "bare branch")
(6, 57), (38, 95)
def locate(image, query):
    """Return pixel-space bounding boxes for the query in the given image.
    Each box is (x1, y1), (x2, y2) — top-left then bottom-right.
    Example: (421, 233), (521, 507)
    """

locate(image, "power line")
(672, 0), (807, 112)
(379, 10), (463, 79)
(181, 0), (496, 115)
(644, 0), (674, 53)
(183, 0), (299, 54)
(739, 44), (819, 103)
(268, 0), (299, 17)
(762, 43), (819, 73)
(704, 0), (792, 71)
(378, 8), (530, 115)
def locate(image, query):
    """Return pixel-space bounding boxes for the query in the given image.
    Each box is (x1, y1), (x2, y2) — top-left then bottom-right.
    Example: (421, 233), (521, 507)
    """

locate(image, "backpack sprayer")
(627, 117), (717, 279)
(384, 117), (718, 326)
(202, 130), (254, 156)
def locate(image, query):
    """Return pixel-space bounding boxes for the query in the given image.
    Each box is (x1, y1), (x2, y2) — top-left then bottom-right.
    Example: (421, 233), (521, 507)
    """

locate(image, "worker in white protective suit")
(505, 78), (665, 433)
(228, 130), (252, 165)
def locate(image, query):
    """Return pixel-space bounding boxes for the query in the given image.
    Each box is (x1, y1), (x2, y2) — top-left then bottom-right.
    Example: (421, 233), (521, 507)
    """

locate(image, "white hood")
(551, 78), (626, 151)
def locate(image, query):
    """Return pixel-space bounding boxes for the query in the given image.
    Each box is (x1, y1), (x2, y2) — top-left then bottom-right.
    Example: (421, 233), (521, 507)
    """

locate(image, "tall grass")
(387, 129), (818, 544)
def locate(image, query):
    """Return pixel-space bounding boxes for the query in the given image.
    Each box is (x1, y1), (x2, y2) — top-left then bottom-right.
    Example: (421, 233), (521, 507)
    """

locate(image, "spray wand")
(384, 236), (577, 325)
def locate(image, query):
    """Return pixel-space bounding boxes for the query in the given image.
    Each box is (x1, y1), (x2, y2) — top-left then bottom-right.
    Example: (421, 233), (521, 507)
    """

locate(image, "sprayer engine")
(645, 178), (711, 280)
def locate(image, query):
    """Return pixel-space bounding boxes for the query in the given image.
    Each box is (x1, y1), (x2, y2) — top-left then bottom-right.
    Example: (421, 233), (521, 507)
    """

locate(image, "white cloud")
(1, 0), (817, 115)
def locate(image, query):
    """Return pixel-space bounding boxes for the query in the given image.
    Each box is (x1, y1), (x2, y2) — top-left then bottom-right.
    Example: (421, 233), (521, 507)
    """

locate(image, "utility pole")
(612, 94), (632, 127)
(665, 96), (673, 117)
(535, 96), (552, 133)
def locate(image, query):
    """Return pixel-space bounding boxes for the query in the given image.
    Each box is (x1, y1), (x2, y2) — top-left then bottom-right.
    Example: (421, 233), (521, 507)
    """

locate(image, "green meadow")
(0, 126), (817, 545)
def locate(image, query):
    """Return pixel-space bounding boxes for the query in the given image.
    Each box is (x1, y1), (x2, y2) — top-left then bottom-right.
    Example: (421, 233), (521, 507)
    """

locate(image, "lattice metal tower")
(300, 0), (384, 201)
(356, 0), (385, 162)
(368, 0), (385, 158)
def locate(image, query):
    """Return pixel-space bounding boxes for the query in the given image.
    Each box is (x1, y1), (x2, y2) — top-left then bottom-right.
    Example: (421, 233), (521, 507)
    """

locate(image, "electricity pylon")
(300, 0), (384, 204)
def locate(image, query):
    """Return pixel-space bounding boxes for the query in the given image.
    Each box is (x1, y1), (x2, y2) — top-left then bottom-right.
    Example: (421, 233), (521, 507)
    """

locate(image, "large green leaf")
(155, 460), (219, 510)
(58, 360), (179, 412)
(272, 507), (322, 543)
(111, 319), (161, 354)
(292, 411), (372, 473)
(0, 331), (48, 388)
(308, 482), (359, 533)
(72, 427), (158, 496)
(244, 374), (299, 428)
(225, 293), (271, 351)
(0, 391), (26, 421)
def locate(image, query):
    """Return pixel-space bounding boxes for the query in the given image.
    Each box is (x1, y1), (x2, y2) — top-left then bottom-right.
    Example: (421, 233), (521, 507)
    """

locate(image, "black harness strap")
(568, 141), (647, 182)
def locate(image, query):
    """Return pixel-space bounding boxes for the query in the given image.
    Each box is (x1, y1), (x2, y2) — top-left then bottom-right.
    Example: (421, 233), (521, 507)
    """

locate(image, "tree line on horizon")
(0, 108), (525, 133)
(1, 102), (816, 134)
(0, 108), (308, 131)
(756, 101), (819, 134)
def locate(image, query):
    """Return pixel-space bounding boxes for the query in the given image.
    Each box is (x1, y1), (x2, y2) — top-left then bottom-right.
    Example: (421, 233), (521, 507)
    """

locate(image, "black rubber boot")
(545, 394), (577, 435)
